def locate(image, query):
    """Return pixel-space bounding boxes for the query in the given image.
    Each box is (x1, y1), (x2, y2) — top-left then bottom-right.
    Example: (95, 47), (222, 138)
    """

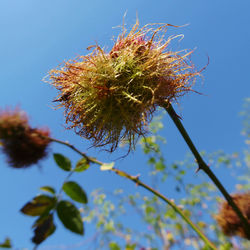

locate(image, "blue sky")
(0, 0), (250, 249)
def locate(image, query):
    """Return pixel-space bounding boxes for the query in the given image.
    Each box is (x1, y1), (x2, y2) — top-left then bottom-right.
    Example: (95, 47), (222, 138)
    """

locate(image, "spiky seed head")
(0, 108), (51, 168)
(216, 192), (250, 239)
(49, 21), (199, 152)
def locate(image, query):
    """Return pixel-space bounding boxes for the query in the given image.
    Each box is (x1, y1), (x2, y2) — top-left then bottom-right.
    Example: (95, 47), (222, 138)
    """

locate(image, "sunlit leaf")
(53, 153), (71, 171)
(74, 158), (90, 172)
(155, 161), (165, 171)
(20, 195), (56, 216)
(40, 186), (56, 195)
(219, 242), (233, 250)
(63, 181), (88, 204)
(125, 244), (136, 250)
(56, 201), (84, 235)
(145, 206), (156, 215)
(109, 242), (120, 250)
(197, 221), (207, 229)
(104, 220), (115, 232)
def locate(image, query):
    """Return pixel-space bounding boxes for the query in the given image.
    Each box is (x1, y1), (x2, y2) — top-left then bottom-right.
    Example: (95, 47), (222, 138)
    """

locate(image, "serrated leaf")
(63, 181), (88, 204)
(74, 158), (90, 172)
(100, 162), (115, 171)
(53, 153), (71, 171)
(56, 201), (84, 235)
(20, 195), (56, 216)
(32, 214), (56, 245)
(40, 186), (56, 195)
(0, 238), (12, 248)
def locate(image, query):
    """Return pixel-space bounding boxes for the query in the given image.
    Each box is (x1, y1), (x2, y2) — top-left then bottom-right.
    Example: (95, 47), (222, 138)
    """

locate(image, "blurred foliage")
(2, 99), (250, 249)
(19, 154), (89, 246)
(81, 100), (250, 249)
(0, 238), (12, 249)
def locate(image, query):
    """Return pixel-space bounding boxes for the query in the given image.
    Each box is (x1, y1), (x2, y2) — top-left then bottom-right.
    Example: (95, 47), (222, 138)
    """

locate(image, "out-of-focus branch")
(160, 100), (250, 239)
(48, 136), (217, 249)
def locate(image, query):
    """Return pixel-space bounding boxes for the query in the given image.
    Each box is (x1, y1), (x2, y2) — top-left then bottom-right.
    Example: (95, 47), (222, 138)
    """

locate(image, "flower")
(0, 108), (51, 168)
(216, 192), (250, 239)
(49, 21), (199, 152)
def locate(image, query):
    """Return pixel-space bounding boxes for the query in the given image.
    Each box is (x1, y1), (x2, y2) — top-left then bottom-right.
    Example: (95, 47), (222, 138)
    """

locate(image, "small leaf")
(74, 158), (90, 172)
(155, 161), (165, 171)
(32, 214), (56, 245)
(63, 181), (88, 204)
(179, 170), (185, 175)
(145, 206), (156, 215)
(109, 242), (120, 250)
(57, 201), (84, 235)
(21, 195), (56, 216)
(197, 221), (207, 229)
(53, 153), (71, 171)
(125, 244), (136, 250)
(40, 186), (56, 195)
(0, 238), (12, 248)
(100, 162), (115, 171)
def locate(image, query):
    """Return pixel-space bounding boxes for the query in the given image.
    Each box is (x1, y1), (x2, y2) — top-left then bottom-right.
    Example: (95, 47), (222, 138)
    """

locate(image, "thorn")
(132, 174), (140, 186)
(195, 167), (201, 173)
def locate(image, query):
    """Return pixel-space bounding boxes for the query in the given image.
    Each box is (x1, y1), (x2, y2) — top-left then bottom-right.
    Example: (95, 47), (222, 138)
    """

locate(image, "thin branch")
(160, 100), (250, 239)
(112, 168), (217, 249)
(49, 136), (217, 250)
(49, 137), (102, 165)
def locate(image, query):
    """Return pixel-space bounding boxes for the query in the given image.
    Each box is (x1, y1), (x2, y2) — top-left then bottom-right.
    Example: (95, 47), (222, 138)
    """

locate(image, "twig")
(49, 136), (217, 249)
(160, 100), (250, 239)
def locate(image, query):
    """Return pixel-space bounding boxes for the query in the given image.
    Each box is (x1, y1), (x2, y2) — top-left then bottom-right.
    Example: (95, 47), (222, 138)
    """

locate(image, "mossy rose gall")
(0, 108), (51, 168)
(49, 21), (199, 152)
(216, 192), (250, 240)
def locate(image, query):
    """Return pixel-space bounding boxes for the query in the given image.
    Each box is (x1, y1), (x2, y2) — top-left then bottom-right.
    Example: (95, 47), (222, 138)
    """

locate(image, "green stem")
(49, 136), (216, 249)
(49, 137), (102, 165)
(160, 101), (250, 238)
(113, 168), (217, 250)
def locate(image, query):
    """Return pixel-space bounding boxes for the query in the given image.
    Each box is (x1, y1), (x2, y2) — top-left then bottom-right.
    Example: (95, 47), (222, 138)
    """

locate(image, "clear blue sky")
(0, 0), (250, 249)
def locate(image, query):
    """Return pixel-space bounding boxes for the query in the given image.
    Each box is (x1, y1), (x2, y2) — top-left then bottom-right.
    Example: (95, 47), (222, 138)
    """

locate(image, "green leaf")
(145, 206), (156, 215)
(40, 186), (56, 195)
(32, 214), (56, 245)
(155, 161), (165, 171)
(104, 220), (115, 232)
(74, 158), (90, 172)
(0, 238), (12, 248)
(56, 200), (84, 235)
(63, 181), (88, 204)
(219, 242), (233, 250)
(109, 242), (121, 250)
(179, 170), (186, 175)
(20, 195), (56, 216)
(53, 153), (71, 171)
(100, 162), (115, 171)
(125, 244), (136, 250)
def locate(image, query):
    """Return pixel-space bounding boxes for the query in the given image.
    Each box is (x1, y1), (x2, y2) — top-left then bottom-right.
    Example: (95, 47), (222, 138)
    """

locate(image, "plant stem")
(49, 137), (102, 165)
(49, 136), (216, 249)
(160, 101), (250, 238)
(113, 168), (217, 249)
